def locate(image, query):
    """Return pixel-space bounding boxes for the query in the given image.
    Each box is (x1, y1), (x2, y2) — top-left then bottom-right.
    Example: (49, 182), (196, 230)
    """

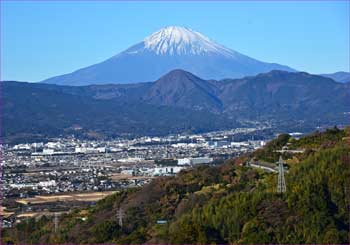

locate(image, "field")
(109, 173), (155, 181)
(15, 191), (117, 205)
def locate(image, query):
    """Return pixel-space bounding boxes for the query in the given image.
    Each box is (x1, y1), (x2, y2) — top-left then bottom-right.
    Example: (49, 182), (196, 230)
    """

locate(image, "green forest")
(2, 127), (350, 244)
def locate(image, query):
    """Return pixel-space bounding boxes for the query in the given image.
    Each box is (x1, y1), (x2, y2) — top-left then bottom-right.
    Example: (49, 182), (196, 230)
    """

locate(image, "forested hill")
(3, 127), (350, 244)
(3, 69), (350, 144)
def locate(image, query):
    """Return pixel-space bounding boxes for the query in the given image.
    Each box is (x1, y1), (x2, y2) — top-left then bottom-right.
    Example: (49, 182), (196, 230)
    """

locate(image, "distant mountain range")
(143, 69), (350, 119)
(319, 71), (350, 83)
(3, 69), (350, 143)
(40, 26), (295, 85)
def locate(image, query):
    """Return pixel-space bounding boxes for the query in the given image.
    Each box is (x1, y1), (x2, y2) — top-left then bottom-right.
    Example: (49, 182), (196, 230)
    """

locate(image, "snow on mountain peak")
(142, 26), (236, 57)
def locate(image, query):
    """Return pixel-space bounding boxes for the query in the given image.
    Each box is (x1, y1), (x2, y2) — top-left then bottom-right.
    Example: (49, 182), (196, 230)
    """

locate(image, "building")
(177, 158), (191, 165)
(177, 157), (213, 166)
(121, 169), (134, 176)
(190, 157), (213, 165)
(153, 166), (184, 176)
(43, 148), (55, 155)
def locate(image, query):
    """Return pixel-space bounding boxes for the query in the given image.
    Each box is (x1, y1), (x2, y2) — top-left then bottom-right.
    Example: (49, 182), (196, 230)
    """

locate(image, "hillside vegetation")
(2, 127), (350, 244)
(3, 69), (350, 143)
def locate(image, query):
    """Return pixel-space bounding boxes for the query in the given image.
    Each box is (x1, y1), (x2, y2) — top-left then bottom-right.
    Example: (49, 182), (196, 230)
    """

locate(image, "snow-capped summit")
(141, 26), (235, 57)
(41, 26), (295, 85)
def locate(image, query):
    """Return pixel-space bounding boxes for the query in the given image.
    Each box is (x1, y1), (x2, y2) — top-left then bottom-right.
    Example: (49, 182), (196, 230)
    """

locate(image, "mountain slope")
(1, 81), (233, 144)
(142, 69), (350, 122)
(3, 69), (350, 143)
(219, 70), (350, 120)
(320, 71), (350, 83)
(40, 26), (295, 85)
(142, 69), (222, 112)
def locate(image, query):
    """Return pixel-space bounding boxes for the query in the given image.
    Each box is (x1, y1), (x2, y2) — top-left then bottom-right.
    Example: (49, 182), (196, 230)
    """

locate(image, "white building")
(121, 169), (134, 175)
(75, 147), (86, 153)
(177, 157), (213, 166)
(42, 148), (55, 155)
(38, 180), (56, 187)
(46, 142), (60, 149)
(231, 142), (249, 147)
(96, 147), (106, 153)
(190, 157), (213, 165)
(177, 158), (191, 165)
(153, 166), (185, 176)
(118, 157), (143, 163)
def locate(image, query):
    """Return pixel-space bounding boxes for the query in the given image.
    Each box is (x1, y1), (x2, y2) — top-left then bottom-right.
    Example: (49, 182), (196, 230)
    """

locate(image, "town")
(1, 127), (274, 228)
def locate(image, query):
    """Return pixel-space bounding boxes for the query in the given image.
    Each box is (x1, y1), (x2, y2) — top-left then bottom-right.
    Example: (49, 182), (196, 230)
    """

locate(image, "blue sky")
(1, 1), (349, 82)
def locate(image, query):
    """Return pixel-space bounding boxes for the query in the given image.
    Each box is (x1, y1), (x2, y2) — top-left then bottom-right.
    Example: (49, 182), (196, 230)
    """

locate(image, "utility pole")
(277, 156), (286, 193)
(116, 208), (124, 228)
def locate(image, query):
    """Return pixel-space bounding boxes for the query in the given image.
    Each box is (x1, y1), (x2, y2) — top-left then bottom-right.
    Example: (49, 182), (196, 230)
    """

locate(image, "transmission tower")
(54, 212), (59, 234)
(116, 208), (124, 228)
(277, 156), (286, 193)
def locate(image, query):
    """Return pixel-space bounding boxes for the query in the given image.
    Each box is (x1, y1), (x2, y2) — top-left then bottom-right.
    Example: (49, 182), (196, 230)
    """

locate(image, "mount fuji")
(41, 26), (295, 85)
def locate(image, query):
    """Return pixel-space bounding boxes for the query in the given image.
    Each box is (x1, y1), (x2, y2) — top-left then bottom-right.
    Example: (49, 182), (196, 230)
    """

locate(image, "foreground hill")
(40, 26), (294, 85)
(3, 127), (349, 244)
